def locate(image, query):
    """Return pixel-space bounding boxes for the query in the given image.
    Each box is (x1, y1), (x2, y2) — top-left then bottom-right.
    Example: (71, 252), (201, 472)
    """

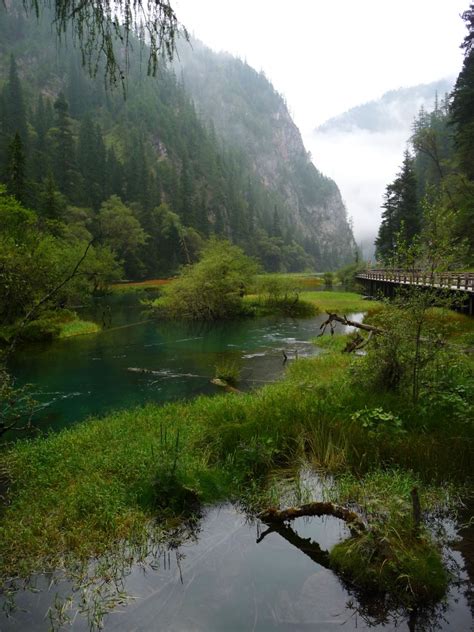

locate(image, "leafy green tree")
(98, 195), (148, 276)
(155, 238), (259, 320)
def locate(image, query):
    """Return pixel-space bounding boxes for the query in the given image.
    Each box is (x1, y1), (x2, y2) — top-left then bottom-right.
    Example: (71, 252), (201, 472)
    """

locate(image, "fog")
(303, 79), (454, 257)
(305, 127), (410, 258)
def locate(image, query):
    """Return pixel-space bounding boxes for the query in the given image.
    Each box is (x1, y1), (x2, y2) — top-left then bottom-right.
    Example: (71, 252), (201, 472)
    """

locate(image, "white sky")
(173, 0), (468, 248)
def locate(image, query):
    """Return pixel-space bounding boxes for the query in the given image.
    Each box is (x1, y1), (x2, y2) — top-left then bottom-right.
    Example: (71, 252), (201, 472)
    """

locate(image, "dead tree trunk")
(259, 501), (366, 534)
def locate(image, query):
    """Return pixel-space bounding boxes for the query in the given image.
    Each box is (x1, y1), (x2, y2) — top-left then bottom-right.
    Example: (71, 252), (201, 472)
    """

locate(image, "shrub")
(152, 238), (259, 320)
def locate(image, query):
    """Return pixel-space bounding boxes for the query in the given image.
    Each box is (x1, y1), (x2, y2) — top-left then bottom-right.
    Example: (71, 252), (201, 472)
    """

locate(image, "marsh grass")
(214, 357), (241, 386)
(327, 470), (457, 604)
(59, 320), (101, 338)
(300, 290), (378, 314)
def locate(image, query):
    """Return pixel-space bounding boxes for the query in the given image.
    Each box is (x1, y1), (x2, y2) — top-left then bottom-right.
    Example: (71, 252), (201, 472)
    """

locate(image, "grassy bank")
(0, 312), (101, 345)
(111, 278), (172, 293)
(59, 319), (100, 338)
(300, 290), (376, 314)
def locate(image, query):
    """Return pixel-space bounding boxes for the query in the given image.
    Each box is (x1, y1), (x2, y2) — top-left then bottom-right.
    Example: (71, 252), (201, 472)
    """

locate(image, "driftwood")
(127, 367), (162, 375)
(259, 501), (366, 534)
(319, 313), (383, 337)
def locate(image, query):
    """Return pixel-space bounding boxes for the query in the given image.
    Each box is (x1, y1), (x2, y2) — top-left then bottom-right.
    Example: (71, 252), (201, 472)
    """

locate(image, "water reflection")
(2, 504), (472, 631)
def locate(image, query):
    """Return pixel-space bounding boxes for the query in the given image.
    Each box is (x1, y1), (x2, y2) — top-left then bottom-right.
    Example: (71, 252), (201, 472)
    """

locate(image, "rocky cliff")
(176, 41), (356, 268)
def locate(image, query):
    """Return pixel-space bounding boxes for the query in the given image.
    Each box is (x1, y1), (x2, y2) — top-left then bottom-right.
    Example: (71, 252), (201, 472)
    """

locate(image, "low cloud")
(304, 126), (413, 258)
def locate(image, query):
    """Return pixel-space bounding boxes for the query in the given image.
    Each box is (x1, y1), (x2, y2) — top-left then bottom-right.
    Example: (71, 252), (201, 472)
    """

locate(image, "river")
(9, 292), (362, 433)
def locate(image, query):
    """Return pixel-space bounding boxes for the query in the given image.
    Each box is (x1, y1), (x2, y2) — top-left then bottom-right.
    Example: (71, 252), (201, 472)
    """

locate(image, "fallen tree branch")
(259, 501), (366, 534)
(319, 313), (384, 337)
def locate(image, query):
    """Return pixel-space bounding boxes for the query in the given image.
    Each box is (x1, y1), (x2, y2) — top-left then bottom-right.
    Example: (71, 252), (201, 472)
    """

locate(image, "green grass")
(255, 272), (323, 290)
(300, 290), (378, 314)
(59, 319), (101, 338)
(243, 294), (318, 318)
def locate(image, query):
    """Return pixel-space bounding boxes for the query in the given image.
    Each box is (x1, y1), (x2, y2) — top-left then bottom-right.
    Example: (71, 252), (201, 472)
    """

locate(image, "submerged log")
(257, 522), (331, 568)
(210, 378), (242, 394)
(259, 501), (366, 534)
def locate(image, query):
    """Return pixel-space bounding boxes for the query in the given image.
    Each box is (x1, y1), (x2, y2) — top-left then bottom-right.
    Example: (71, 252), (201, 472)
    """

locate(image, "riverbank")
(1, 306), (472, 617)
(0, 313), (100, 345)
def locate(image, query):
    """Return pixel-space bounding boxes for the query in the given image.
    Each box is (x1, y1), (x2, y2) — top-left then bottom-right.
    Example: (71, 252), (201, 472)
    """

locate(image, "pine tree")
(51, 92), (78, 200)
(77, 117), (106, 209)
(375, 151), (420, 263)
(3, 55), (28, 145)
(6, 133), (26, 203)
(450, 4), (474, 180)
(40, 172), (66, 220)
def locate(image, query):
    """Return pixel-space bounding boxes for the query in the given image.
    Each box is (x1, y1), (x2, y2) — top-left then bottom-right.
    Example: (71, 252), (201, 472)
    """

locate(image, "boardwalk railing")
(356, 269), (474, 293)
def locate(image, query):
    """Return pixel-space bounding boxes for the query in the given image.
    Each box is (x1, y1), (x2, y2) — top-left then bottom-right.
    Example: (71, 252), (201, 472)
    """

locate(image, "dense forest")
(0, 1), (355, 294)
(375, 7), (474, 267)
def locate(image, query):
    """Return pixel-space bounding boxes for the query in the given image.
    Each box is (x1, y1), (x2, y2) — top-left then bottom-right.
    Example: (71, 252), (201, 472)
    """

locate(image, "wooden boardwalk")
(356, 269), (474, 314)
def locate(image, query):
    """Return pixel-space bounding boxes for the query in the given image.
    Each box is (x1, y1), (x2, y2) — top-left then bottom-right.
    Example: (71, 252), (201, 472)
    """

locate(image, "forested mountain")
(375, 16), (474, 269)
(0, 3), (355, 277)
(317, 79), (454, 134)
(175, 40), (355, 268)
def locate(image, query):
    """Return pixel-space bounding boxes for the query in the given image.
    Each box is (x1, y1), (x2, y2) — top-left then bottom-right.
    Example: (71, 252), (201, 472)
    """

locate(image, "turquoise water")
(9, 293), (361, 432)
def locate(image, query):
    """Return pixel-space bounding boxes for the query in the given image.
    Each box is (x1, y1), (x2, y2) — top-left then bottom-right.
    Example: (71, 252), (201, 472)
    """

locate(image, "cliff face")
(176, 41), (356, 268)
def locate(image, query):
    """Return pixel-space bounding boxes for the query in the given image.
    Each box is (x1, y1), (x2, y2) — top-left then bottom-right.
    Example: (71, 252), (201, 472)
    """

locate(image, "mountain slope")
(175, 40), (356, 268)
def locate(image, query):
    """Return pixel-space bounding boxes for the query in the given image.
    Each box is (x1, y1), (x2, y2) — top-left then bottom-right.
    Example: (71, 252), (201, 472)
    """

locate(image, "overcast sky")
(174, 0), (468, 248)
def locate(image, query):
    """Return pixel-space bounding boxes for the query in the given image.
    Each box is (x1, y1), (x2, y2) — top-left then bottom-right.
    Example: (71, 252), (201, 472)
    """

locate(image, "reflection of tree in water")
(256, 518), (460, 632)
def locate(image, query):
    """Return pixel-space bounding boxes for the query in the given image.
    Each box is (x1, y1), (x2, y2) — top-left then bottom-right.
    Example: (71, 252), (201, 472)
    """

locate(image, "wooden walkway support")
(356, 269), (474, 315)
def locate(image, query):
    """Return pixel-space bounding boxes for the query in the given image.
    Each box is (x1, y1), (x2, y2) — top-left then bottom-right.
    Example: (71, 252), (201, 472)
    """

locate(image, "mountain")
(175, 40), (355, 268)
(317, 79), (454, 134)
(0, 4), (355, 274)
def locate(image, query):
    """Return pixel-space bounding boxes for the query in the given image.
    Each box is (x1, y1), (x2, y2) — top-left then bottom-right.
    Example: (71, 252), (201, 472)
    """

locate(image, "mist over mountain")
(304, 79), (454, 257)
(316, 79), (454, 134)
(175, 39), (356, 268)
